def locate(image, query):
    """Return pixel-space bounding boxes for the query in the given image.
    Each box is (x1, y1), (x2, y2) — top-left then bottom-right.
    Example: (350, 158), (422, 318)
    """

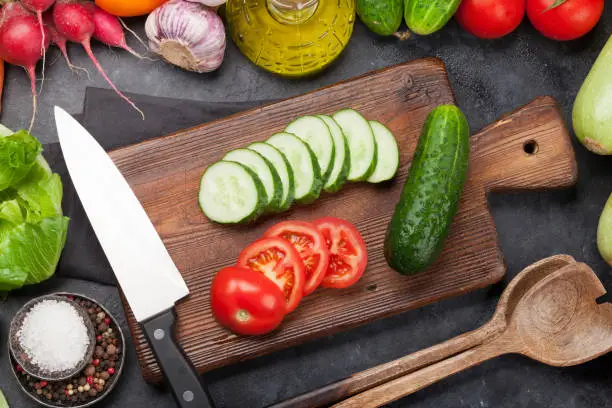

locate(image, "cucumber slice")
(317, 115), (350, 193)
(248, 142), (295, 211)
(367, 121), (400, 183)
(199, 161), (267, 224)
(267, 132), (322, 204)
(333, 109), (377, 181)
(286, 116), (335, 183)
(223, 148), (282, 212)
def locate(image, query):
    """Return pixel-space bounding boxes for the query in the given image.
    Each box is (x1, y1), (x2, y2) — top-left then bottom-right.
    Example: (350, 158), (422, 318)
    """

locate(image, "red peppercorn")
(39, 381), (48, 388)
(87, 376), (94, 385)
(65, 389), (70, 396)
(108, 368), (115, 375)
(96, 334), (103, 342)
(67, 295), (74, 300)
(92, 359), (100, 366)
(104, 317), (111, 325)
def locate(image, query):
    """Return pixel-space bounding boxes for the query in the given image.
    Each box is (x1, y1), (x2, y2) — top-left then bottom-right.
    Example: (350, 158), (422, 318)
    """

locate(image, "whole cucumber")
(598, 194), (612, 266)
(357, 0), (404, 36)
(573, 35), (612, 155)
(385, 105), (470, 275)
(405, 0), (461, 36)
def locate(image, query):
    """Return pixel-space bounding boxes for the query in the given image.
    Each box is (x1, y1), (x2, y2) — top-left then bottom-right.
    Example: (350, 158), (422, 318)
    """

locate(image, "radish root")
(119, 18), (147, 49)
(35, 11), (46, 93)
(25, 65), (37, 132)
(58, 45), (91, 78)
(82, 38), (144, 120)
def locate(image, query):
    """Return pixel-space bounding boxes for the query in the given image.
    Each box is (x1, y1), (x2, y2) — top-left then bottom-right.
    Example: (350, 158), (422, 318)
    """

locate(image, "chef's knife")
(54, 107), (214, 408)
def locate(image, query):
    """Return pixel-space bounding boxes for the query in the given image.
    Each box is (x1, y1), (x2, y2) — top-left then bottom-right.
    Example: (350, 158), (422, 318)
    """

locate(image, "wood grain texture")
(107, 59), (578, 384)
(334, 262), (612, 408)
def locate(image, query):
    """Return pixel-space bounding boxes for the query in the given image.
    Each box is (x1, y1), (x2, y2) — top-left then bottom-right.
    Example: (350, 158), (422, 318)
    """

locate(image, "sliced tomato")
(263, 221), (329, 296)
(313, 217), (368, 289)
(210, 266), (286, 336)
(238, 237), (305, 313)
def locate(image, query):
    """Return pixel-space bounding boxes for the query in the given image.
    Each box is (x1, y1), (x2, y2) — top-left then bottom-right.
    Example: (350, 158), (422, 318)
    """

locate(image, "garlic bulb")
(185, 0), (226, 6)
(145, 0), (226, 73)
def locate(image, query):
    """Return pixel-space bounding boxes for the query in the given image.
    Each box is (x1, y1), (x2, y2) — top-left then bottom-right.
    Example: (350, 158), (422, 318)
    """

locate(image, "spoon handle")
(268, 319), (505, 408)
(332, 337), (509, 408)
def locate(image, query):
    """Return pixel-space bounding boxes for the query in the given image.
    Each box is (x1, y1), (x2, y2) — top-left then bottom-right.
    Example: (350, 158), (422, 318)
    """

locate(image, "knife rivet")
(154, 329), (165, 340)
(183, 390), (194, 402)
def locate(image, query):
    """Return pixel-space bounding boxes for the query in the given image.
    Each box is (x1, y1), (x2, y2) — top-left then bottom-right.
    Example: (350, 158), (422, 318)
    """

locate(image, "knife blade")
(54, 106), (214, 408)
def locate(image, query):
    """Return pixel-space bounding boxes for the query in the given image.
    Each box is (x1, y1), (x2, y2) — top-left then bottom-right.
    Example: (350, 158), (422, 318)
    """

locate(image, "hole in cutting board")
(524, 140), (539, 155)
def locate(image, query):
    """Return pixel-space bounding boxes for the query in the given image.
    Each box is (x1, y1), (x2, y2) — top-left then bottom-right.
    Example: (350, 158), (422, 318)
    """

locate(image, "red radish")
(53, 0), (143, 118)
(0, 13), (49, 130)
(42, 11), (88, 75)
(20, 0), (55, 89)
(0, 2), (32, 27)
(90, 5), (147, 59)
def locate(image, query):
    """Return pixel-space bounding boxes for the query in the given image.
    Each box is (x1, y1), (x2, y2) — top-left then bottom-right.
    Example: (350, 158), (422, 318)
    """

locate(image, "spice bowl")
(9, 293), (126, 407)
(9, 294), (96, 381)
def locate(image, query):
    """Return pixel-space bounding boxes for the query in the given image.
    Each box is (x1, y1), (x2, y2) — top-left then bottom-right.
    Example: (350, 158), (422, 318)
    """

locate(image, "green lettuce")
(0, 128), (69, 293)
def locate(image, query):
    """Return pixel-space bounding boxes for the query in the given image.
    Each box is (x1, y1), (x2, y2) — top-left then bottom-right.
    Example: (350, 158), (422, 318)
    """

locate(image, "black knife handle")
(143, 310), (215, 408)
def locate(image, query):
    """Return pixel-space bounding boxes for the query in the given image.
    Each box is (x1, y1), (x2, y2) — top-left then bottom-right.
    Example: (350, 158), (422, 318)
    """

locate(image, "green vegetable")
(572, 35), (612, 155)
(357, 0), (404, 36)
(404, 0), (461, 36)
(0, 389), (9, 408)
(385, 105), (470, 275)
(598, 194), (612, 266)
(0, 128), (69, 292)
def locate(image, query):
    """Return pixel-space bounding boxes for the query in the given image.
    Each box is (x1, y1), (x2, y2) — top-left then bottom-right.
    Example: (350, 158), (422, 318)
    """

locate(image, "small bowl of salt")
(9, 295), (96, 381)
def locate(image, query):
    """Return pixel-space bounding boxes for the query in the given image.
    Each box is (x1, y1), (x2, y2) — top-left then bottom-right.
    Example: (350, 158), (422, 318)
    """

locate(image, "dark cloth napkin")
(47, 88), (265, 285)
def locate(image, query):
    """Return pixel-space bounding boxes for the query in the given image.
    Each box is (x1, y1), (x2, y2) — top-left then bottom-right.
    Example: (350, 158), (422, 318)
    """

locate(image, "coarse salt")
(17, 299), (90, 373)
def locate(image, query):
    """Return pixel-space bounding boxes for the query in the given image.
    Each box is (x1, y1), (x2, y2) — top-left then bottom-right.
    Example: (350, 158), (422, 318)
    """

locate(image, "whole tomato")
(95, 0), (168, 17)
(527, 0), (604, 41)
(210, 266), (286, 336)
(455, 0), (526, 39)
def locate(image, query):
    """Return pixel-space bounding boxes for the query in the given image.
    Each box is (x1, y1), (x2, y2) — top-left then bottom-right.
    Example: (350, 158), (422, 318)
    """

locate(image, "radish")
(42, 11), (88, 75)
(0, 13), (49, 130)
(0, 2), (32, 26)
(90, 5), (148, 59)
(20, 0), (55, 90)
(53, 0), (143, 118)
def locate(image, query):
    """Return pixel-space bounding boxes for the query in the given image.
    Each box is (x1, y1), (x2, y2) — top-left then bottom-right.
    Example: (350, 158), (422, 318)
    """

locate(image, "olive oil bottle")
(226, 0), (355, 77)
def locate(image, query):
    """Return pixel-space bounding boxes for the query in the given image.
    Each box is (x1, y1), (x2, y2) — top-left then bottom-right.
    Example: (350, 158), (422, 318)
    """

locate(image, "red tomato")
(210, 266), (286, 336)
(313, 217), (368, 289)
(527, 0), (604, 41)
(238, 237), (305, 313)
(264, 221), (329, 296)
(455, 0), (525, 39)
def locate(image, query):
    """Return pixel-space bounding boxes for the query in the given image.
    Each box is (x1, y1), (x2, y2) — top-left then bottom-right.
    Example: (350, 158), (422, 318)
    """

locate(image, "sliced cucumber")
(248, 142), (295, 211)
(223, 148), (282, 212)
(367, 121), (400, 183)
(199, 161), (267, 224)
(333, 109), (377, 181)
(267, 132), (322, 204)
(286, 116), (335, 183)
(317, 115), (350, 193)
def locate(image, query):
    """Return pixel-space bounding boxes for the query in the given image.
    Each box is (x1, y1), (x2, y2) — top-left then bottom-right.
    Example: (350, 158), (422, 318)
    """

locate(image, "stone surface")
(1, 10), (612, 408)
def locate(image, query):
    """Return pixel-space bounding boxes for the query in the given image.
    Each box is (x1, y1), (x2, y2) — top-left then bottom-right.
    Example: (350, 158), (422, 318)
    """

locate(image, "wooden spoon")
(333, 261), (612, 407)
(269, 255), (575, 408)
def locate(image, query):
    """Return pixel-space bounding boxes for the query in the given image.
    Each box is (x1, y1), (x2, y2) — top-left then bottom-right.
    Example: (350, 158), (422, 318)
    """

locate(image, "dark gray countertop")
(1, 9), (612, 408)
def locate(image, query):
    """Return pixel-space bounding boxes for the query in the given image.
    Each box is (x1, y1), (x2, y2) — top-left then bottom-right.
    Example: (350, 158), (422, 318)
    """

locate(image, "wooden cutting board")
(108, 58), (578, 384)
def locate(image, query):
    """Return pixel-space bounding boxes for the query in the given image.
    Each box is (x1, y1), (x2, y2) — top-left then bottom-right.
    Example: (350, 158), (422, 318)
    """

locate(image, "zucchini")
(248, 142), (295, 211)
(405, 0), (461, 36)
(385, 105), (470, 275)
(367, 121), (399, 183)
(223, 148), (283, 212)
(317, 115), (350, 193)
(267, 132), (323, 204)
(286, 116), (335, 183)
(199, 161), (267, 224)
(332, 109), (377, 182)
(357, 0), (404, 36)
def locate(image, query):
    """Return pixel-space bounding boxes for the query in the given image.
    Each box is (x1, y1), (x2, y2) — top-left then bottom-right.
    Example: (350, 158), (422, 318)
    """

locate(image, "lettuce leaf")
(0, 128), (69, 292)
(0, 130), (43, 191)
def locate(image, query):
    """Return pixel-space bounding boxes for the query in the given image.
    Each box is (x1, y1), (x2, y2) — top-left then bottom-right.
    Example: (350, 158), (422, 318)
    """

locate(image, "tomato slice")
(313, 217), (368, 289)
(263, 221), (329, 296)
(210, 266), (286, 336)
(238, 237), (305, 313)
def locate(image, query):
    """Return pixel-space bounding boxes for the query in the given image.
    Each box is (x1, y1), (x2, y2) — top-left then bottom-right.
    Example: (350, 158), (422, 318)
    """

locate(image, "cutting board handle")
(470, 97), (578, 192)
